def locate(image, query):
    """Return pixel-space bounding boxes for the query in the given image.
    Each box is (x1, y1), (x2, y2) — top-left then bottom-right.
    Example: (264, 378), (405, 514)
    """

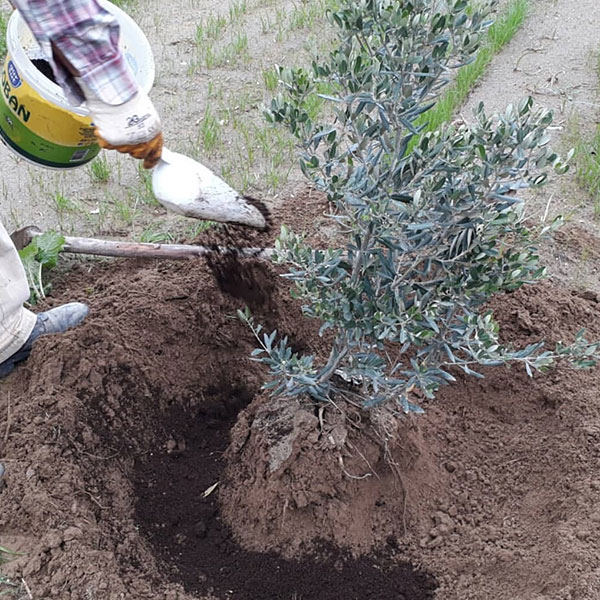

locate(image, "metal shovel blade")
(152, 148), (267, 229)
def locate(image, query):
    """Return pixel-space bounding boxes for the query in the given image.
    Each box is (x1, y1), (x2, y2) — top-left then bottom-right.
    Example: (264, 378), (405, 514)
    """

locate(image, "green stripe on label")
(0, 96), (100, 168)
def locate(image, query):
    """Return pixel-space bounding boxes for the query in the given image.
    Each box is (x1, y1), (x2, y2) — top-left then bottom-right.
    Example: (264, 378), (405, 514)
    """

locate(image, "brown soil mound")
(217, 281), (600, 600)
(0, 257), (436, 599)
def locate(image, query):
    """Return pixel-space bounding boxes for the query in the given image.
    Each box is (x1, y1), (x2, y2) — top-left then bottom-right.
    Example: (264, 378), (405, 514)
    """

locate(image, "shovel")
(151, 148), (267, 230)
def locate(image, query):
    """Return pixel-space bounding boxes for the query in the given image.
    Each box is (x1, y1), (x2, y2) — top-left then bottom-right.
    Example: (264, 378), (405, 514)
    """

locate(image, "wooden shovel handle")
(12, 226), (273, 260)
(61, 236), (274, 260)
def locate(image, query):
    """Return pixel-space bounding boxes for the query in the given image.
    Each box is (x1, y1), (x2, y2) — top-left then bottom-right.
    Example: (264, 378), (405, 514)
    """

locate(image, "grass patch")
(198, 106), (222, 152)
(288, 0), (325, 31)
(228, 0), (248, 24)
(262, 67), (279, 92)
(196, 14), (227, 45)
(573, 125), (600, 216)
(88, 154), (111, 183)
(570, 50), (600, 216)
(107, 0), (135, 11)
(416, 0), (528, 137)
(135, 163), (158, 206)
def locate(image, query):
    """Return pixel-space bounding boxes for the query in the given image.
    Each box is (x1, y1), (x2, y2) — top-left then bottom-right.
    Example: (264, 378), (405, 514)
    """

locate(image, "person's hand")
(95, 130), (163, 170)
(83, 87), (163, 169)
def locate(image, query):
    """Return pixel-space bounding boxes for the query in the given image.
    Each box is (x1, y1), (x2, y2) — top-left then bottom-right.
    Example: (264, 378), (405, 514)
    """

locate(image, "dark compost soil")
(2, 197), (600, 599)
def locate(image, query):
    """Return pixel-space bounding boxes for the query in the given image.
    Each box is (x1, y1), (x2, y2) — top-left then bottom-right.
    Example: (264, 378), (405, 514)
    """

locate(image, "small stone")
(32, 416), (44, 425)
(63, 526), (83, 541)
(444, 461), (457, 473)
(45, 531), (63, 549)
(590, 512), (600, 524)
(581, 290), (599, 303)
(496, 548), (513, 561)
(433, 511), (454, 528)
(575, 529), (589, 541)
(430, 523), (451, 538)
(465, 470), (477, 483)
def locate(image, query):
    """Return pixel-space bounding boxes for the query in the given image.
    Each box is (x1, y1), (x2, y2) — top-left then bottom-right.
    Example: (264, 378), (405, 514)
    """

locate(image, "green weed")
(196, 14), (227, 45)
(204, 33), (250, 68)
(288, 0), (323, 30)
(274, 8), (286, 41)
(18, 231), (64, 303)
(135, 164), (158, 206)
(260, 14), (273, 34)
(0, 11), (8, 58)
(568, 48), (600, 216)
(228, 0), (248, 24)
(184, 220), (216, 238)
(198, 106), (222, 152)
(138, 224), (175, 243)
(0, 574), (28, 599)
(52, 192), (79, 214)
(230, 32), (249, 61)
(107, 0), (135, 10)
(88, 155), (111, 183)
(108, 192), (139, 227)
(262, 67), (279, 92)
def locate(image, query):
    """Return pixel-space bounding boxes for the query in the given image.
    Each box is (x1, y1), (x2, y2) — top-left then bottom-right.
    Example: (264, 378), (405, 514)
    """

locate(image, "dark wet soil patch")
(133, 386), (437, 600)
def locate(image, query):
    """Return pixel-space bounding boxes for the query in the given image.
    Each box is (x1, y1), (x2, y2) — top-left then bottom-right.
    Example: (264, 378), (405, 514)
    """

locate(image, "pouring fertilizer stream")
(0, 0), (267, 380)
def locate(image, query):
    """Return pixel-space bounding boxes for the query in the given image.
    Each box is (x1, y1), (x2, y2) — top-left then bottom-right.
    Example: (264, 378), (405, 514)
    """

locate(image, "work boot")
(0, 302), (89, 378)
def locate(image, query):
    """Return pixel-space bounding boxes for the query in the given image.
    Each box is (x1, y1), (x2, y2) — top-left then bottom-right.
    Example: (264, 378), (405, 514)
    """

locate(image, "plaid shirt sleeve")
(12, 0), (139, 106)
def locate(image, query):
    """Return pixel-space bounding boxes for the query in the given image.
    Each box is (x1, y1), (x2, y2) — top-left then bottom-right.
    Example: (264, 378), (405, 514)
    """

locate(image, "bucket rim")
(5, 0), (155, 115)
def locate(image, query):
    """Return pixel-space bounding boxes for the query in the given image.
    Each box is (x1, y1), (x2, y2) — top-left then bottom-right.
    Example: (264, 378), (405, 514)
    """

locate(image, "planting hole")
(4, 260), (437, 598)
(131, 384), (436, 600)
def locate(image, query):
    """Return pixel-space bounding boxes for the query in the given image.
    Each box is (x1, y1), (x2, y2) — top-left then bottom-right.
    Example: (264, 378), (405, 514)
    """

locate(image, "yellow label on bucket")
(1, 57), (95, 146)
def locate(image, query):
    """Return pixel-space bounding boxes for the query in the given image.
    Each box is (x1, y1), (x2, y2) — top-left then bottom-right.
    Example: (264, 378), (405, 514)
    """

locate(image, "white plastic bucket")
(0, 0), (155, 169)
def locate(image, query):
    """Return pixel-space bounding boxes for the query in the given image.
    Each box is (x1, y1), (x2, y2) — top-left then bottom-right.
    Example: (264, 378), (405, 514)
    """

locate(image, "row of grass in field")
(570, 52), (600, 216)
(414, 0), (528, 140)
(570, 123), (600, 216)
